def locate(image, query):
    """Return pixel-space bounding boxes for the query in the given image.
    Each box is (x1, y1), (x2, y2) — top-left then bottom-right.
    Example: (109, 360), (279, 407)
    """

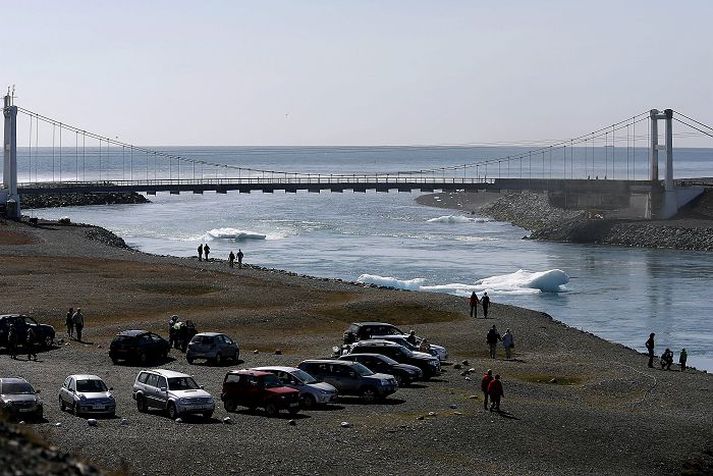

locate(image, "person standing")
(481, 292), (491, 319)
(502, 328), (515, 359)
(486, 325), (501, 359)
(480, 369), (493, 410)
(65, 307), (74, 338)
(26, 327), (38, 361)
(237, 249), (244, 269)
(204, 243), (211, 261)
(645, 332), (655, 368)
(197, 243), (203, 261)
(406, 330), (417, 346)
(487, 374), (504, 412)
(73, 308), (85, 342)
(469, 292), (479, 318)
(228, 250), (235, 268)
(7, 324), (18, 360)
(679, 348), (688, 372)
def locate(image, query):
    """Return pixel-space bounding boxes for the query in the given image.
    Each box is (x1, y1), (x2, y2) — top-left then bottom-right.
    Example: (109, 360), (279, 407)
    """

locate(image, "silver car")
(132, 369), (215, 420)
(186, 332), (240, 365)
(371, 334), (449, 361)
(0, 377), (43, 421)
(59, 374), (116, 417)
(253, 366), (338, 408)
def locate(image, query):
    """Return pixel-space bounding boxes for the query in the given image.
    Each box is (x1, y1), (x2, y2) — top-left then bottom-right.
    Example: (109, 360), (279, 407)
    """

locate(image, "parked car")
(342, 321), (448, 361)
(186, 332), (239, 365)
(253, 366), (338, 408)
(0, 314), (55, 349)
(132, 369), (215, 420)
(338, 353), (423, 386)
(370, 334), (448, 362)
(345, 339), (441, 379)
(297, 359), (397, 402)
(59, 374), (116, 417)
(0, 377), (43, 421)
(109, 330), (170, 365)
(221, 369), (301, 417)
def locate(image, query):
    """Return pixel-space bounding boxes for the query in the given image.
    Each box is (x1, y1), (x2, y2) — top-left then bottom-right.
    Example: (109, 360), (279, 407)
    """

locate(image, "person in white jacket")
(502, 328), (515, 359)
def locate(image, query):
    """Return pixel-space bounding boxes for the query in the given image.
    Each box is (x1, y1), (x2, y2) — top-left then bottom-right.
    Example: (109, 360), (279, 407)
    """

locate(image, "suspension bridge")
(4, 92), (713, 220)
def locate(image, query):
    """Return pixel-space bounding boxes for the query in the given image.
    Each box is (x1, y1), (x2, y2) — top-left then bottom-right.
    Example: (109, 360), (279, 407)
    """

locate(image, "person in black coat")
(645, 332), (655, 368)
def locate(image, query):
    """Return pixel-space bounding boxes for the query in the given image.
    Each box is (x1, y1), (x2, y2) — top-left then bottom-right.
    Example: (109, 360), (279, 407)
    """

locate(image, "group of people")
(645, 332), (688, 371)
(197, 243), (211, 261)
(406, 330), (432, 353)
(228, 249), (244, 269)
(469, 291), (491, 318)
(486, 325), (515, 359)
(65, 307), (85, 342)
(6, 324), (39, 361)
(480, 369), (505, 412)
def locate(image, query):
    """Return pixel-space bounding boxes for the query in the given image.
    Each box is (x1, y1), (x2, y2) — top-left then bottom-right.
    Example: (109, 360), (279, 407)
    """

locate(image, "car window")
(353, 363), (374, 376)
(138, 372), (149, 384)
(1, 381), (35, 394)
(292, 369), (317, 384)
(150, 334), (163, 343)
(223, 336), (234, 345)
(139, 335), (151, 345)
(157, 376), (167, 389)
(76, 379), (107, 393)
(167, 377), (199, 390)
(146, 374), (159, 387)
(63, 377), (72, 389)
(262, 375), (282, 388)
(225, 374), (240, 384)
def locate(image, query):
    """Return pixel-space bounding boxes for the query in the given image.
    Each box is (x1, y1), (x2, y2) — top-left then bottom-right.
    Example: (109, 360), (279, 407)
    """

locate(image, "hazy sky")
(3, 1), (712, 146)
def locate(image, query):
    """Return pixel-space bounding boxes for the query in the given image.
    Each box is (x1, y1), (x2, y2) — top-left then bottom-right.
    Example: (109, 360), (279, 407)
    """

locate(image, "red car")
(221, 370), (300, 417)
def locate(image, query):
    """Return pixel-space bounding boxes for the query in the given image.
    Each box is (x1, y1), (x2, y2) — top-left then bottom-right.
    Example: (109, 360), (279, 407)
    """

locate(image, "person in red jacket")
(487, 374), (504, 412)
(480, 369), (493, 410)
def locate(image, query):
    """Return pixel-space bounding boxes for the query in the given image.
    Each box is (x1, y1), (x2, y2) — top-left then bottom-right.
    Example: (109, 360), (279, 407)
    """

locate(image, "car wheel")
(186, 355), (194, 365)
(44, 335), (53, 348)
(110, 356), (119, 365)
(139, 352), (148, 365)
(71, 402), (78, 416)
(162, 349), (169, 360)
(59, 397), (66, 412)
(167, 402), (179, 420)
(203, 411), (213, 419)
(233, 350), (240, 362)
(136, 395), (147, 413)
(361, 387), (377, 403)
(214, 353), (223, 366)
(288, 407), (300, 416)
(108, 411), (116, 419)
(224, 399), (237, 413)
(394, 375), (404, 387)
(264, 403), (278, 418)
(302, 394), (317, 409)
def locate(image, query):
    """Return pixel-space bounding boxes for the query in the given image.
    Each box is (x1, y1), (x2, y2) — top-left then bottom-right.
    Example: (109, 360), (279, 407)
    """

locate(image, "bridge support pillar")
(649, 108), (681, 218)
(3, 94), (20, 219)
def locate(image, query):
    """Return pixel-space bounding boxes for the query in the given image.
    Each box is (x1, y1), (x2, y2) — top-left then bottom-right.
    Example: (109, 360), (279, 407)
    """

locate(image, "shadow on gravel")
(142, 411), (222, 424)
(336, 397), (406, 406)
(405, 383), (428, 389)
(189, 358), (244, 367)
(303, 404), (345, 412)
(113, 356), (177, 367)
(495, 410), (520, 420)
(425, 378), (447, 383)
(230, 409), (311, 420)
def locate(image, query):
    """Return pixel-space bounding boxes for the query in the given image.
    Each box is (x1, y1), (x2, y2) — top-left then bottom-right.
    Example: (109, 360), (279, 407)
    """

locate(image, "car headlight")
(429, 361), (438, 367)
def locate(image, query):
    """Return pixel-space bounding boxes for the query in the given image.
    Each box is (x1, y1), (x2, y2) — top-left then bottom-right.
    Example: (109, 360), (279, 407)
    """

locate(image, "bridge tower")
(2, 93), (20, 219)
(649, 109), (677, 218)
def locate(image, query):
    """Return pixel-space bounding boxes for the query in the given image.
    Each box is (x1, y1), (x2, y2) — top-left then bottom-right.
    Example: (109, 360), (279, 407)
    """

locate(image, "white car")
(132, 369), (215, 420)
(253, 366), (338, 408)
(59, 374), (116, 417)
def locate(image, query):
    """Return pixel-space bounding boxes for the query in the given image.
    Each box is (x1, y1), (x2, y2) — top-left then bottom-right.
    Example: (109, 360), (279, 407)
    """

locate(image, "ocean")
(21, 146), (713, 371)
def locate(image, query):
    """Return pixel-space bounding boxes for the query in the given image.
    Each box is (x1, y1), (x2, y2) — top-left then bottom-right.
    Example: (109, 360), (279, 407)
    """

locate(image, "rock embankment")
(479, 191), (584, 231)
(0, 422), (105, 476)
(21, 192), (150, 209)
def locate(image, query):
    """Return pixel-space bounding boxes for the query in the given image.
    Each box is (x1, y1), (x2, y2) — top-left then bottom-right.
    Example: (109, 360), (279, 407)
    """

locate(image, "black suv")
(298, 359), (398, 402)
(338, 353), (423, 386)
(346, 339), (441, 379)
(109, 330), (170, 365)
(343, 322), (404, 344)
(0, 314), (55, 350)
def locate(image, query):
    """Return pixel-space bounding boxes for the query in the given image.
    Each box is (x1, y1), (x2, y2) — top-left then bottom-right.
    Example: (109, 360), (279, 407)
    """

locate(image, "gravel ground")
(0, 217), (712, 475)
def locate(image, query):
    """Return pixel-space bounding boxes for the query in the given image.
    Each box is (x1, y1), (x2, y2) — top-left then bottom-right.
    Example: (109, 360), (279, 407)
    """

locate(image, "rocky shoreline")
(20, 192), (150, 209)
(417, 190), (713, 251)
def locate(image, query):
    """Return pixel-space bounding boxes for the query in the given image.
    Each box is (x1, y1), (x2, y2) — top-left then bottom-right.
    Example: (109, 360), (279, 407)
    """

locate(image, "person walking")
(502, 328), (515, 359)
(487, 374), (504, 412)
(645, 332), (655, 368)
(7, 324), (18, 360)
(73, 308), (85, 342)
(237, 249), (244, 269)
(228, 251), (235, 268)
(26, 327), (38, 361)
(480, 369), (493, 410)
(679, 348), (688, 372)
(481, 292), (491, 319)
(469, 292), (479, 318)
(486, 325), (501, 359)
(204, 243), (211, 261)
(197, 243), (203, 261)
(65, 307), (74, 338)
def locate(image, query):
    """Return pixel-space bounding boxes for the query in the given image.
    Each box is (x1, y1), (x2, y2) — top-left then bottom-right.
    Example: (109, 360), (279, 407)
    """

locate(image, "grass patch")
(316, 302), (462, 325)
(511, 373), (584, 386)
(134, 282), (221, 296)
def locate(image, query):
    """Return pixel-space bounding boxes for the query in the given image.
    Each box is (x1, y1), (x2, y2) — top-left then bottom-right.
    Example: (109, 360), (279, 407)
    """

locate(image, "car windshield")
(376, 355), (399, 365)
(262, 374), (283, 388)
(1, 382), (34, 394)
(167, 377), (200, 390)
(291, 369), (317, 384)
(76, 379), (107, 393)
(398, 347), (414, 357)
(353, 363), (374, 376)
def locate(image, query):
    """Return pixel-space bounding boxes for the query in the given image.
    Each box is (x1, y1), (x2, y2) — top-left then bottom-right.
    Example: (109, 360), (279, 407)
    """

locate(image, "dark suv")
(221, 370), (301, 417)
(0, 314), (55, 349)
(338, 353), (423, 386)
(109, 330), (170, 365)
(298, 359), (398, 402)
(343, 322), (404, 344)
(346, 339), (441, 379)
